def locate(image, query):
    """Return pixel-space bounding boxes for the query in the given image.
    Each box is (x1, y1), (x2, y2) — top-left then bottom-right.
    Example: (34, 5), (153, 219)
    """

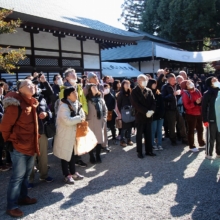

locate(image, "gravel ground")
(1, 131), (220, 220)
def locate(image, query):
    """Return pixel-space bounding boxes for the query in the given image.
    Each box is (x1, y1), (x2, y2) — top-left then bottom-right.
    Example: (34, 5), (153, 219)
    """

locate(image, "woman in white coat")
(53, 87), (85, 184)
(86, 84), (107, 164)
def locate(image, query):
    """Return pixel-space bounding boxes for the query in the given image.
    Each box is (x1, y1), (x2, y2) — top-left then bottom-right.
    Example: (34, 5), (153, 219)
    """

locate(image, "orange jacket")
(0, 92), (40, 156)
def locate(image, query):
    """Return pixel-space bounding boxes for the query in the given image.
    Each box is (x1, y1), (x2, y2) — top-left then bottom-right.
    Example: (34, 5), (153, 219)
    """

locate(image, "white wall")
(0, 28), (31, 47)
(83, 55), (100, 69)
(140, 60), (160, 73)
(61, 36), (81, 52)
(34, 32), (58, 49)
(62, 52), (81, 58)
(34, 50), (59, 56)
(83, 40), (99, 54)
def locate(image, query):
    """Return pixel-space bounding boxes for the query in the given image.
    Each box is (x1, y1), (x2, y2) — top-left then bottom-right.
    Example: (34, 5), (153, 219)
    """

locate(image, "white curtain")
(155, 45), (220, 63)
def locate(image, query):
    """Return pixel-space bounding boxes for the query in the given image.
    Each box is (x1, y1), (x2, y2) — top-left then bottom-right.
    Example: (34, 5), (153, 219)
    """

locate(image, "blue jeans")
(7, 149), (35, 209)
(120, 128), (131, 141)
(151, 119), (164, 146)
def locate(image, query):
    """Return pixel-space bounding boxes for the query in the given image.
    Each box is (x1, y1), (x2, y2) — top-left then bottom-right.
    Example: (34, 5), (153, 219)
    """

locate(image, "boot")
(89, 151), (96, 164)
(96, 144), (102, 163)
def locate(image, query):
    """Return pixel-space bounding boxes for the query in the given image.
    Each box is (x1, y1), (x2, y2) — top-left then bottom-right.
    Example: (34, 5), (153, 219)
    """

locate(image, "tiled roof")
(0, 0), (144, 41)
(101, 40), (183, 61)
(129, 28), (177, 45)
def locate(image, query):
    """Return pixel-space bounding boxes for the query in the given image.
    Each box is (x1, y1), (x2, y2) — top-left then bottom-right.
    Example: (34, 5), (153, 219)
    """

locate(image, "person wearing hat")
(181, 80), (205, 153)
(0, 79), (39, 218)
(202, 76), (220, 159)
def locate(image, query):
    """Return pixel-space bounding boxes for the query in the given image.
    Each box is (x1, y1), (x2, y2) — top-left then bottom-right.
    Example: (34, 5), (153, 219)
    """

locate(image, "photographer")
(28, 79), (54, 188)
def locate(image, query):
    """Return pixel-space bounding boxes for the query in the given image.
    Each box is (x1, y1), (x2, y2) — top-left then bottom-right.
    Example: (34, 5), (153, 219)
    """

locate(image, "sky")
(71, 0), (125, 29)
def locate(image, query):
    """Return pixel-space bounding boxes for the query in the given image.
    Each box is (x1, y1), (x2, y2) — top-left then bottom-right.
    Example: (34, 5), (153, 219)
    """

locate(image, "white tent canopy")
(155, 45), (220, 63)
(102, 62), (142, 78)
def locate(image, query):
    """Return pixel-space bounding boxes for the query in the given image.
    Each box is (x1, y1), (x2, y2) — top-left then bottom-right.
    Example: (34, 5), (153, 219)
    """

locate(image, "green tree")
(119, 0), (146, 29)
(140, 0), (220, 51)
(0, 9), (26, 73)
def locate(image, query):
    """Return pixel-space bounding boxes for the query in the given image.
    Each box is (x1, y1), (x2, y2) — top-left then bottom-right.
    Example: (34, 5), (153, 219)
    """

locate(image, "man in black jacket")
(161, 73), (188, 146)
(131, 74), (156, 159)
(202, 76), (220, 159)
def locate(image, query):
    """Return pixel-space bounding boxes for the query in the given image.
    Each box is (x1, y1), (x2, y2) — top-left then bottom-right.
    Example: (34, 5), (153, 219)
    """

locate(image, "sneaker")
(120, 141), (127, 147)
(157, 146), (163, 151)
(72, 172), (84, 180)
(153, 145), (158, 150)
(0, 165), (10, 171)
(205, 155), (213, 160)
(75, 160), (87, 167)
(64, 175), (75, 184)
(40, 176), (54, 183)
(190, 148), (199, 153)
(28, 183), (34, 189)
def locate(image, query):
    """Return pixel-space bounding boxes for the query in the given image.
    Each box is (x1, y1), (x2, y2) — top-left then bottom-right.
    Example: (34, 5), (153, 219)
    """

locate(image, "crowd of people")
(0, 67), (220, 217)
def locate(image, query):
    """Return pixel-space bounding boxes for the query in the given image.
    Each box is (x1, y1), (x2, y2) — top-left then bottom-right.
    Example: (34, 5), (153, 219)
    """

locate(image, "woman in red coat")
(181, 80), (205, 152)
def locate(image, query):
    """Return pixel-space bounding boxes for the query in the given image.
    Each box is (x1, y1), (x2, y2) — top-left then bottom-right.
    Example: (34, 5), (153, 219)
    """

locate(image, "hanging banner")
(155, 45), (220, 63)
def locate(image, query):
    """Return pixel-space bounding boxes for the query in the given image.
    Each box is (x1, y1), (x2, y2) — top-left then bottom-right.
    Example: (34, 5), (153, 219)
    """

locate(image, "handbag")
(75, 127), (97, 155)
(107, 111), (113, 121)
(44, 121), (56, 138)
(76, 121), (89, 138)
(115, 119), (122, 129)
(121, 105), (135, 123)
(66, 101), (88, 138)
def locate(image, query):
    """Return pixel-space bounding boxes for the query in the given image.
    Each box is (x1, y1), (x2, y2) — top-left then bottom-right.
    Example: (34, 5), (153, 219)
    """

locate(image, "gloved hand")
(203, 122), (209, 127)
(146, 110), (154, 118)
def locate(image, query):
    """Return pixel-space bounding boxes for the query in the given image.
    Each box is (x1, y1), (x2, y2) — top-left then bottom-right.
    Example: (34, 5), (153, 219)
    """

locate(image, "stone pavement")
(1, 132), (220, 220)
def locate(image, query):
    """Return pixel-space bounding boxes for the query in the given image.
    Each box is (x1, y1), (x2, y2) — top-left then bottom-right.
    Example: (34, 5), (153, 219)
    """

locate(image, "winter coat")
(86, 97), (107, 143)
(182, 89), (202, 115)
(131, 85), (156, 123)
(53, 100), (85, 161)
(34, 93), (52, 134)
(117, 91), (134, 129)
(0, 92), (39, 156)
(202, 87), (219, 123)
(161, 83), (177, 111)
(152, 92), (165, 120)
(104, 92), (117, 126)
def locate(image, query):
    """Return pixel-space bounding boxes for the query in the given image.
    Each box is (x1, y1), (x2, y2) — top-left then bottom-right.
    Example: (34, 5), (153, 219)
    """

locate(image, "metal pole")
(152, 42), (155, 78)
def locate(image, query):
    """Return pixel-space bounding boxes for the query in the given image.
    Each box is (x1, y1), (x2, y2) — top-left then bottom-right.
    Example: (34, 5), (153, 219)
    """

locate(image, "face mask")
(213, 81), (220, 88)
(104, 88), (110, 95)
(57, 79), (63, 86)
(188, 82), (194, 89)
(141, 81), (147, 87)
(69, 79), (77, 84)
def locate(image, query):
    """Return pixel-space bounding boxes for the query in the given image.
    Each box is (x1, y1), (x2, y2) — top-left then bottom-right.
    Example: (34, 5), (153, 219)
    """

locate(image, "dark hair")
(63, 87), (75, 99)
(103, 76), (109, 83)
(121, 80), (131, 95)
(53, 74), (61, 82)
(113, 80), (120, 91)
(103, 83), (110, 89)
(25, 75), (32, 79)
(86, 84), (101, 100)
(0, 82), (4, 87)
(0, 78), (6, 83)
(167, 73), (176, 79)
(77, 77), (82, 84)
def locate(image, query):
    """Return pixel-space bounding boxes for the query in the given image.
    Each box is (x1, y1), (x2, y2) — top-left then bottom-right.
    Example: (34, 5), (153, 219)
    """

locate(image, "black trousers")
(136, 122), (152, 154)
(89, 144), (102, 158)
(165, 110), (187, 143)
(61, 151), (75, 177)
(206, 122), (220, 156)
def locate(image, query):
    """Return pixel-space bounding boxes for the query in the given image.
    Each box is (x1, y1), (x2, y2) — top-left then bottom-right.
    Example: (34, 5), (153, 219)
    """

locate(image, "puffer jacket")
(202, 87), (219, 123)
(0, 92), (40, 156)
(161, 83), (177, 111)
